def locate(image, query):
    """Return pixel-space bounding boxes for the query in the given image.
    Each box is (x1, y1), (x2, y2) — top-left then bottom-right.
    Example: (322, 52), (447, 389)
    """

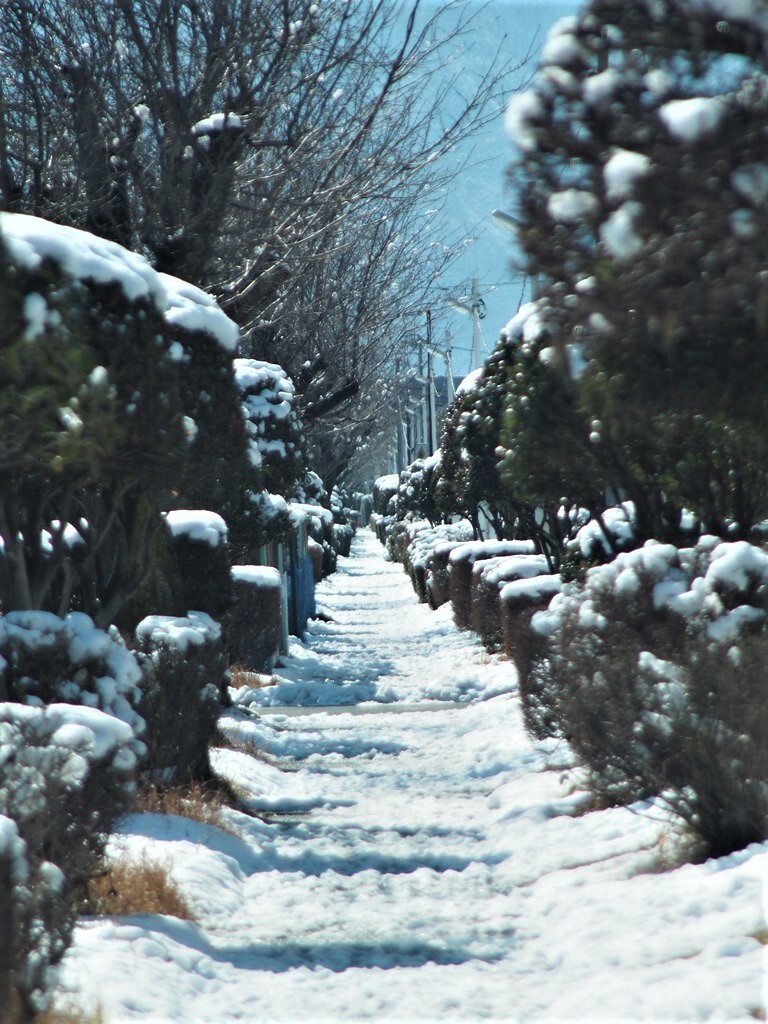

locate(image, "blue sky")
(423, 0), (578, 376)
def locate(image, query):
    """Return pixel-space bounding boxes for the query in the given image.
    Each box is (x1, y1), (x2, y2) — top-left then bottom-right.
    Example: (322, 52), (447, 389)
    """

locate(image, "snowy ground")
(56, 529), (767, 1022)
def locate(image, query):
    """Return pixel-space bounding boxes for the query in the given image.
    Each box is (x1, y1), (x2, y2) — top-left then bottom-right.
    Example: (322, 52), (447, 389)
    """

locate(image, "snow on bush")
(0, 701), (138, 1018)
(399, 520), (474, 603)
(2, 212), (166, 307)
(449, 539), (539, 632)
(162, 509), (233, 619)
(502, 0), (768, 547)
(372, 475), (400, 516)
(1, 213), (238, 353)
(0, 611), (145, 758)
(566, 503), (638, 566)
(134, 611), (227, 782)
(501, 574), (563, 673)
(471, 554), (550, 651)
(226, 566), (283, 673)
(164, 509), (228, 547)
(525, 537), (768, 857)
(159, 272), (239, 352)
(234, 358), (305, 492)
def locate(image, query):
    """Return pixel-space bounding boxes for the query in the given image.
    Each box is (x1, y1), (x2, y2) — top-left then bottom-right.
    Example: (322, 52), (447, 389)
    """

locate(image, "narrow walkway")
(56, 529), (766, 1023)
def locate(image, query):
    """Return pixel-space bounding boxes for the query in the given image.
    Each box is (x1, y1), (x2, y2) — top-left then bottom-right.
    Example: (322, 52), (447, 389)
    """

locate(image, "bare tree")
(0, 0), (521, 486)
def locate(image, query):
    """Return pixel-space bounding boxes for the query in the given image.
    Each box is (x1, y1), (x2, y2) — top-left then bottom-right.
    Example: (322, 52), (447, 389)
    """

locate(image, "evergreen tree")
(505, 0), (768, 541)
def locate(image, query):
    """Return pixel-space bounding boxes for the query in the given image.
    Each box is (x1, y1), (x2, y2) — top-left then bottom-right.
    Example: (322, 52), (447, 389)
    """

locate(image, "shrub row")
(380, 503), (768, 860)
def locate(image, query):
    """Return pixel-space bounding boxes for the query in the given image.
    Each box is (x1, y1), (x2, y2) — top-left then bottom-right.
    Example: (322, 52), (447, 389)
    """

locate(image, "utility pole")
(426, 310), (437, 453)
(470, 278), (485, 371)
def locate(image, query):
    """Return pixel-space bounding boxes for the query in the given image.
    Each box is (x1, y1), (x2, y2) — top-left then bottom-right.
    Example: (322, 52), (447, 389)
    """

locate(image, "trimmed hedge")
(225, 566), (282, 672)
(470, 554), (549, 651)
(525, 539), (768, 857)
(134, 611), (227, 782)
(449, 540), (537, 630)
(0, 703), (137, 1021)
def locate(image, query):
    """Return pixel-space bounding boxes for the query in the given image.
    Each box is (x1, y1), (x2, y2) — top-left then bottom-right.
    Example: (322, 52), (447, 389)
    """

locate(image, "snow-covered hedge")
(500, 574), (563, 671)
(0, 702), (138, 1019)
(234, 359), (305, 499)
(290, 501), (337, 579)
(470, 554), (550, 651)
(372, 475), (399, 517)
(0, 611), (145, 758)
(449, 540), (537, 630)
(162, 509), (233, 619)
(401, 521), (474, 604)
(525, 538), (768, 857)
(225, 566), (282, 673)
(134, 611), (227, 782)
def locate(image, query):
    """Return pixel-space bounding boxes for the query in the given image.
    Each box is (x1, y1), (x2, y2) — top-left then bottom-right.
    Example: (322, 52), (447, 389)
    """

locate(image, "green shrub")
(470, 554), (549, 652)
(224, 566), (283, 673)
(134, 611), (227, 782)
(0, 703), (137, 1021)
(527, 539), (768, 858)
(449, 540), (537, 631)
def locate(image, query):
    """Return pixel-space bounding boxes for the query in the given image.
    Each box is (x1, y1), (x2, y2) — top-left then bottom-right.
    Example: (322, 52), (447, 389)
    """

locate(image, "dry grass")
(229, 664), (277, 690)
(35, 1004), (104, 1024)
(86, 852), (196, 922)
(135, 778), (238, 831)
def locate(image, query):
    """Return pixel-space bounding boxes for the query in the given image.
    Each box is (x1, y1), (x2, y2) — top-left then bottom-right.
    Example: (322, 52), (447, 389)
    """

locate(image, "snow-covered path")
(57, 530), (767, 1022)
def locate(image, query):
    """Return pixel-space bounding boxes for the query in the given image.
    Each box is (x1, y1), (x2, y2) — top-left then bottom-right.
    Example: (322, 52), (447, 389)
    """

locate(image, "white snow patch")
(231, 565), (281, 588)
(163, 509), (228, 547)
(547, 189), (599, 223)
(659, 97), (724, 142)
(159, 273), (239, 352)
(1, 212), (165, 306)
(604, 149), (652, 201)
(600, 202), (644, 260)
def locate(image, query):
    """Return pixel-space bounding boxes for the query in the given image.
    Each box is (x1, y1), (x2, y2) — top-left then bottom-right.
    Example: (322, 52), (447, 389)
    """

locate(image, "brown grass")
(135, 778), (238, 831)
(229, 664), (277, 690)
(86, 852), (196, 922)
(34, 1004), (104, 1024)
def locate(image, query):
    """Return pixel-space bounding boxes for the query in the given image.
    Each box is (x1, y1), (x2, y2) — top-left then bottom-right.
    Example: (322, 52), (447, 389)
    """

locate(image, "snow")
(600, 201), (644, 260)
(289, 501), (334, 528)
(373, 473), (400, 493)
(454, 366), (484, 397)
(583, 66), (621, 106)
(501, 300), (547, 347)
(0, 815), (25, 881)
(731, 162), (768, 205)
(191, 112), (243, 136)
(603, 148), (652, 201)
(135, 612), (221, 656)
(571, 503), (636, 559)
(547, 188), (598, 223)
(1, 212), (166, 306)
(448, 538), (537, 567)
(1, 213), (239, 350)
(540, 17), (582, 67)
(500, 573), (562, 604)
(163, 510), (228, 547)
(659, 97), (725, 142)
(0, 610), (144, 747)
(53, 530), (768, 1022)
(159, 273), (240, 352)
(503, 90), (544, 152)
(234, 359), (300, 468)
(47, 703), (137, 763)
(231, 565), (281, 588)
